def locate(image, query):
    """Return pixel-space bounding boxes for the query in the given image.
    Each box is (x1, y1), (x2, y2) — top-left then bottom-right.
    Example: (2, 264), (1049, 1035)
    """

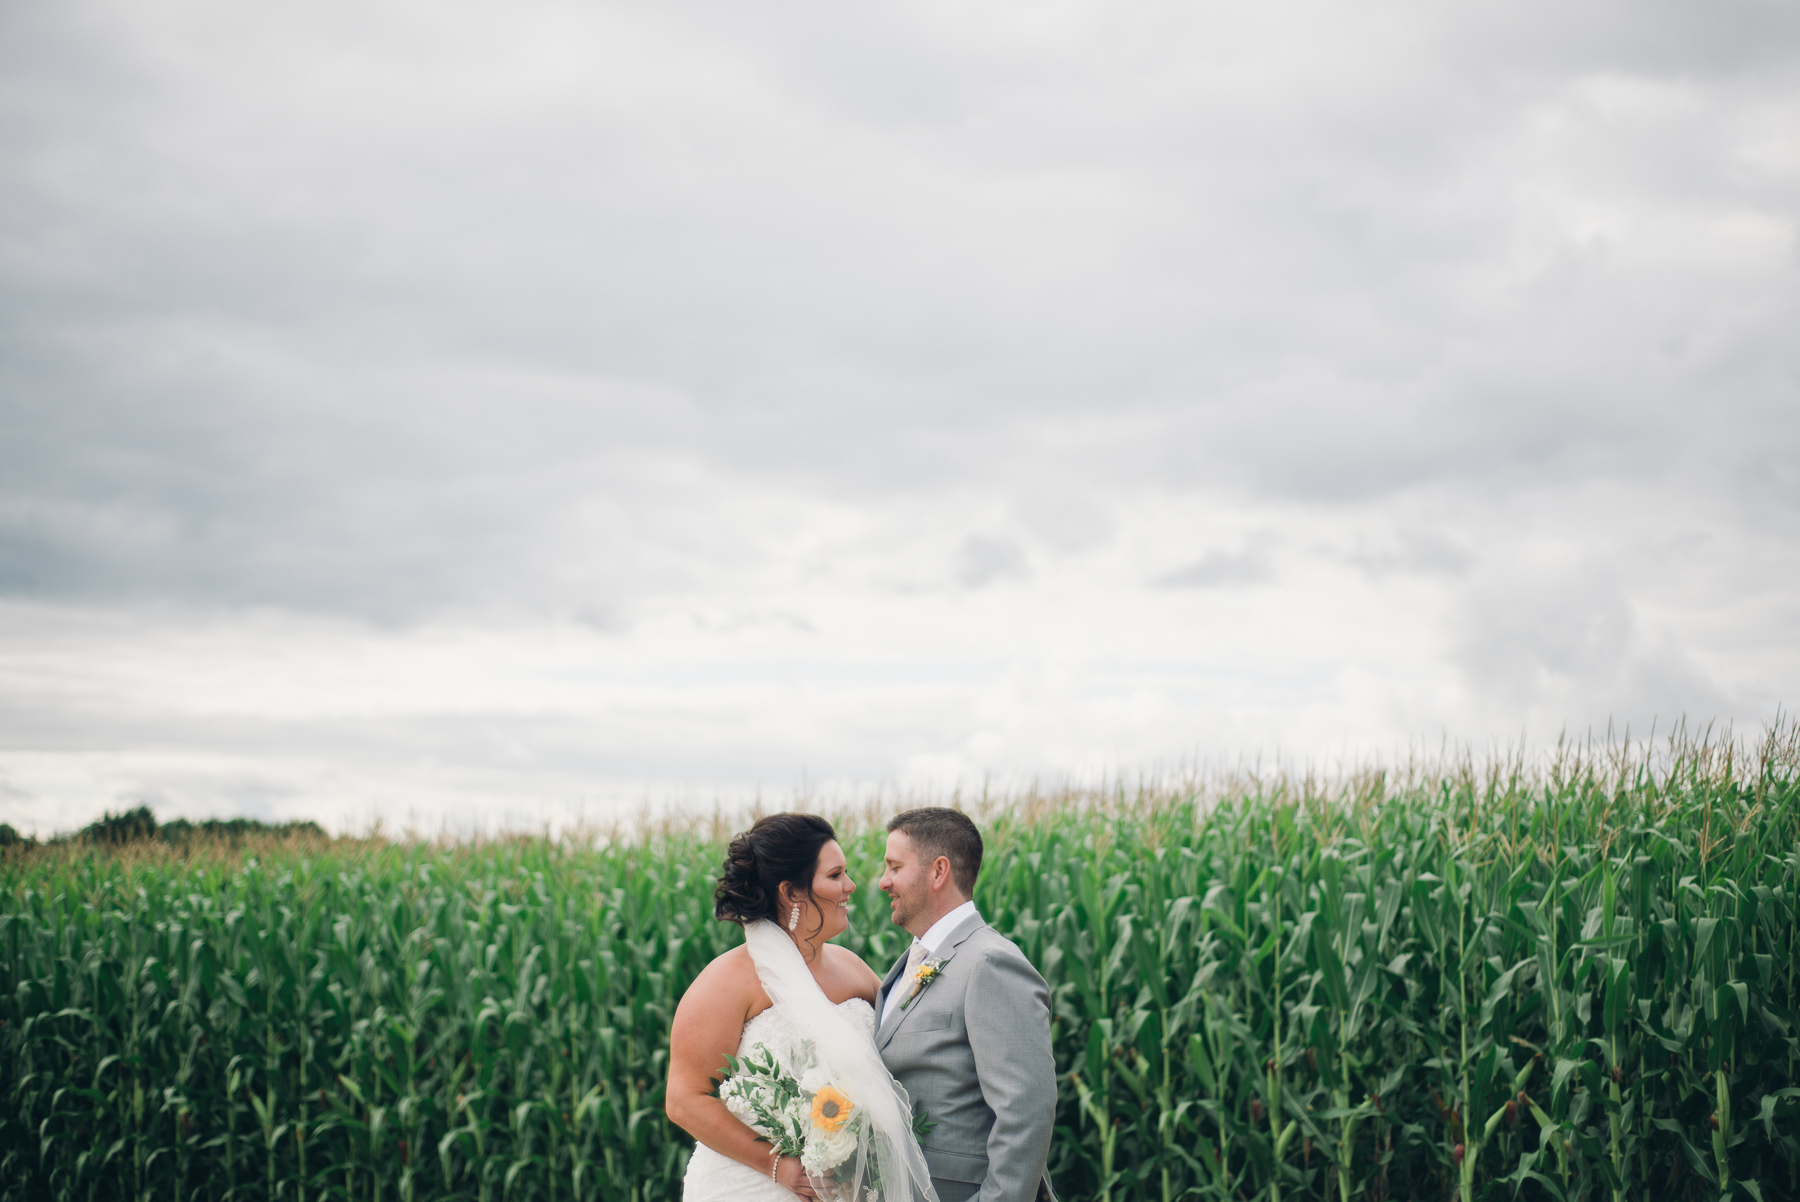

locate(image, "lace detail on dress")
(683, 998), (876, 1201)
(742, 996), (877, 1067)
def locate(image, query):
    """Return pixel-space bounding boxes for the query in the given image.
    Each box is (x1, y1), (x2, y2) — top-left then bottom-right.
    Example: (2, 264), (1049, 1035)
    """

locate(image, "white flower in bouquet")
(721, 1085), (775, 1134)
(801, 1121), (859, 1176)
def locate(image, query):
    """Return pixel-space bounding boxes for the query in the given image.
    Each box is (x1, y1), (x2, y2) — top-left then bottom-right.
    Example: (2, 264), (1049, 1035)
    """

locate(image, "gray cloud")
(4, 5), (1793, 544)
(1348, 528), (1472, 579)
(1453, 562), (1637, 705)
(954, 536), (1030, 588)
(1156, 550), (1274, 590)
(1449, 553), (1735, 727)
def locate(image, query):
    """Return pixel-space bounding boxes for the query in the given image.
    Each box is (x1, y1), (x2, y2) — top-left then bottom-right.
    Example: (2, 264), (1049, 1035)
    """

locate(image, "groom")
(875, 808), (1057, 1202)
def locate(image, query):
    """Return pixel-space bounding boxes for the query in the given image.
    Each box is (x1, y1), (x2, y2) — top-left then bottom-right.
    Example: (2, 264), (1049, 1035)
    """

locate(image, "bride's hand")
(773, 1155), (818, 1198)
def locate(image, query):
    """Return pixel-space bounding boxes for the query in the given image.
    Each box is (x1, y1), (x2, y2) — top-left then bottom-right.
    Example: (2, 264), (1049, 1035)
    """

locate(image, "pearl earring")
(788, 903), (800, 931)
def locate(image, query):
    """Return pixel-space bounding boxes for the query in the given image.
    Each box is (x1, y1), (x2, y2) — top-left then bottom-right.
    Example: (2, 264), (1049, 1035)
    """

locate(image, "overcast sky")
(2, 0), (1796, 835)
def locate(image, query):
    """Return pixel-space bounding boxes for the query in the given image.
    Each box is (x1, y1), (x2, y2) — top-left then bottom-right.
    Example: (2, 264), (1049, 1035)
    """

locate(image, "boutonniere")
(899, 958), (947, 1012)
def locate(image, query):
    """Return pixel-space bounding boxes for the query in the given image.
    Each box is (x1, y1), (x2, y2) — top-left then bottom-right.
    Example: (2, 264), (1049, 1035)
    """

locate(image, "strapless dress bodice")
(682, 997), (877, 1201)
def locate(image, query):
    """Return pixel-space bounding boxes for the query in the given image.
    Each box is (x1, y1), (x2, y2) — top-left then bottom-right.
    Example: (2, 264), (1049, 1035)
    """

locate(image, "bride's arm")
(666, 954), (816, 1196)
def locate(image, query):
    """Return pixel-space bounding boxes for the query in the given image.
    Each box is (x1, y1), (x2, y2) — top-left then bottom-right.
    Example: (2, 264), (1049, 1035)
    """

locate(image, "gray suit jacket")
(875, 915), (1057, 1202)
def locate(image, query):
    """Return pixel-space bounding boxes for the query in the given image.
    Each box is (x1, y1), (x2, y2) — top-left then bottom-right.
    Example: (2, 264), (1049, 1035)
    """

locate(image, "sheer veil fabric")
(742, 920), (938, 1202)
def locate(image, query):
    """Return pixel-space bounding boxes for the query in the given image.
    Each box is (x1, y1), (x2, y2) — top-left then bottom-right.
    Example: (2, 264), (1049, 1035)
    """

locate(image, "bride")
(667, 813), (936, 1202)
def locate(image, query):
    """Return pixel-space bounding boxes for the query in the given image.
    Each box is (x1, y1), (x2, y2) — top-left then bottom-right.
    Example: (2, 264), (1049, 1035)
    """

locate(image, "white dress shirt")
(881, 899), (980, 1025)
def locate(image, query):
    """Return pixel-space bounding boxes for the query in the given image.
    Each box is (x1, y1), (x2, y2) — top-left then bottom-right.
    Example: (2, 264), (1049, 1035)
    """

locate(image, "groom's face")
(879, 831), (932, 935)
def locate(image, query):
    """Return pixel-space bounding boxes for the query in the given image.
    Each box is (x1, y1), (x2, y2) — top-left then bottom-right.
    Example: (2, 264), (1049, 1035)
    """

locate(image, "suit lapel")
(876, 913), (986, 1050)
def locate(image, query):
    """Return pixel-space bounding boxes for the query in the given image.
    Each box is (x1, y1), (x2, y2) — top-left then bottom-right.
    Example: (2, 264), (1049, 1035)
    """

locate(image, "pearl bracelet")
(769, 1148), (780, 1180)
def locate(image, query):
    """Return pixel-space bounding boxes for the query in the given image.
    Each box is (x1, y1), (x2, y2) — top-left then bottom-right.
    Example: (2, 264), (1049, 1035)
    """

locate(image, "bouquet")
(720, 1041), (931, 1200)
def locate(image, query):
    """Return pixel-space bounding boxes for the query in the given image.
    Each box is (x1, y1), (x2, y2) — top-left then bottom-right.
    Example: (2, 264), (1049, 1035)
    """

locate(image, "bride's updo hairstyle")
(713, 812), (838, 925)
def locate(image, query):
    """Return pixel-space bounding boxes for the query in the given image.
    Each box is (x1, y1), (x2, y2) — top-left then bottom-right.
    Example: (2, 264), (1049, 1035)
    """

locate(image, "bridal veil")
(742, 919), (938, 1202)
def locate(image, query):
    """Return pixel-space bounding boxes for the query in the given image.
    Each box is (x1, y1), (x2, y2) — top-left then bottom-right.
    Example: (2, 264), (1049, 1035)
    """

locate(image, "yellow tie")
(895, 941), (928, 1011)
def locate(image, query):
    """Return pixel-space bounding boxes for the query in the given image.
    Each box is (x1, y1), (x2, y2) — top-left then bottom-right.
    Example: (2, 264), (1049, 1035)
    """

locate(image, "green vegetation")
(3, 724), (1799, 1201)
(0, 804), (327, 851)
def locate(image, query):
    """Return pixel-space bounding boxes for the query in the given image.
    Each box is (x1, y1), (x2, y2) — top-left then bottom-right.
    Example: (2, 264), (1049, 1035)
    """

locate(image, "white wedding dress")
(681, 996), (878, 1201)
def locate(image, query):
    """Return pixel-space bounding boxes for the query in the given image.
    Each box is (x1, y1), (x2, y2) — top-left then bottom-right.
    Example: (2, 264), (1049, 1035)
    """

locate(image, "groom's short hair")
(887, 808), (983, 897)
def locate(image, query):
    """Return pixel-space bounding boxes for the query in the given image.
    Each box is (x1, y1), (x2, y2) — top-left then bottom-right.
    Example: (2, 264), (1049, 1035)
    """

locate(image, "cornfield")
(4, 723), (1799, 1201)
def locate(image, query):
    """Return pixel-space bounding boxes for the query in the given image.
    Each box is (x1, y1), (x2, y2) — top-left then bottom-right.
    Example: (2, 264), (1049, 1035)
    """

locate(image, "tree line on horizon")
(0, 804), (326, 850)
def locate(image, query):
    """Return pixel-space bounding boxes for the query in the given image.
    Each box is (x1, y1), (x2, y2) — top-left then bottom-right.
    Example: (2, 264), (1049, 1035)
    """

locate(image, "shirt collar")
(916, 899), (979, 955)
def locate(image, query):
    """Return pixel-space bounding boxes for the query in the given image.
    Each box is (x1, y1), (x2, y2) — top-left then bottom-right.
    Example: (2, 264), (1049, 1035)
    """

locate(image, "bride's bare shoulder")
(693, 941), (753, 983)
(822, 942), (875, 972)
(682, 942), (770, 1011)
(823, 943), (882, 998)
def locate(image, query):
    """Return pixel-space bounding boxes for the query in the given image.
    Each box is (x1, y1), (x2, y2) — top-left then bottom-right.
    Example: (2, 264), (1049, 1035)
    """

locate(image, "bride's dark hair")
(714, 813), (838, 926)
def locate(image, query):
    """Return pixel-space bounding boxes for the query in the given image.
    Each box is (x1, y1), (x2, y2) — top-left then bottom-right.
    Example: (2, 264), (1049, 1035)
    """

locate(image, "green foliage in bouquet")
(717, 1045), (808, 1158)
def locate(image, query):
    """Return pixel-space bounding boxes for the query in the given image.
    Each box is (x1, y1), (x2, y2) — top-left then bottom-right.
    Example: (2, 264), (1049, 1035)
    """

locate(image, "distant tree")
(0, 823), (28, 847)
(79, 806), (158, 845)
(157, 816), (328, 845)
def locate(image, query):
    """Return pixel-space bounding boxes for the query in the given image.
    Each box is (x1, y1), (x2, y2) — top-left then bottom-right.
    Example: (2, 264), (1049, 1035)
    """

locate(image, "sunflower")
(809, 1085), (854, 1133)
